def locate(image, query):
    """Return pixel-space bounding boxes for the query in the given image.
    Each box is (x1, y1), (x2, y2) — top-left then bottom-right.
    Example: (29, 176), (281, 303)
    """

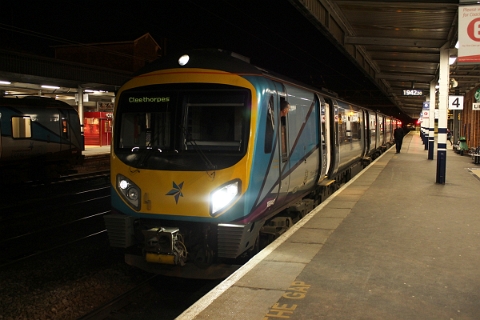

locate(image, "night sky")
(0, 0), (402, 116)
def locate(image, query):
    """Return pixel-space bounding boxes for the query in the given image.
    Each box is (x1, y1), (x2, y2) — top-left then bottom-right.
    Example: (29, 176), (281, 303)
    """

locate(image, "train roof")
(135, 49), (394, 118)
(136, 48), (263, 76)
(0, 96), (74, 109)
(136, 49), (339, 97)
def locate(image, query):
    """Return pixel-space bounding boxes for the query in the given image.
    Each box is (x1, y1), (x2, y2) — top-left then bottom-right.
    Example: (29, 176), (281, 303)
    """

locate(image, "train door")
(317, 94), (329, 179)
(324, 97), (339, 177)
(365, 110), (376, 156)
(58, 108), (70, 151)
(377, 114), (384, 148)
(385, 117), (390, 144)
(277, 92), (290, 206)
(258, 86), (282, 211)
(362, 110), (369, 156)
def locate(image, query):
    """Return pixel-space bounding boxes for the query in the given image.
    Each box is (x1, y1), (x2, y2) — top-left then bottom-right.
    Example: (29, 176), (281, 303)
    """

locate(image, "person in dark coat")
(394, 125), (404, 153)
(447, 129), (452, 146)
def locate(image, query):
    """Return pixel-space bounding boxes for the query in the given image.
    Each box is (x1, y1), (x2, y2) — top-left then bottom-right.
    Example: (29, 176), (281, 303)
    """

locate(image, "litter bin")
(458, 137), (468, 155)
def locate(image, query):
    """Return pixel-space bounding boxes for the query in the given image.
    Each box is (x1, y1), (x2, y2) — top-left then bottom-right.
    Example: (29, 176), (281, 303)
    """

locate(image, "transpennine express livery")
(104, 49), (397, 278)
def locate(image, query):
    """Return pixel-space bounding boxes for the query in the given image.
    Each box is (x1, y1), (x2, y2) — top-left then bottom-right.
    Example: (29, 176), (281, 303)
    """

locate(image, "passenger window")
(12, 116), (32, 138)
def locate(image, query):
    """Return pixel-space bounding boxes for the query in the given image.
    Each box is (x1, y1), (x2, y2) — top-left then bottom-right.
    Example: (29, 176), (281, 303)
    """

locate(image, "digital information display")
(402, 89), (423, 96)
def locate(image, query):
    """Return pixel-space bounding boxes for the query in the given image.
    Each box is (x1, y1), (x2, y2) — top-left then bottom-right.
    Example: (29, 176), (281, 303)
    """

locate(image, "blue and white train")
(104, 49), (397, 278)
(0, 96), (84, 183)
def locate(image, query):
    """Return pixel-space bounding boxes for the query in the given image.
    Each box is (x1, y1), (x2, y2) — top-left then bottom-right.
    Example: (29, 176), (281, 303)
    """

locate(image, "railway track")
(0, 174), (152, 319)
(78, 274), (222, 320)
(0, 164), (223, 320)
(0, 172), (111, 266)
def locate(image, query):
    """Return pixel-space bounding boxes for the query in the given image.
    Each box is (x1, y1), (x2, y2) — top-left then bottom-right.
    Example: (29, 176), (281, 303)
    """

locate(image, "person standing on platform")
(447, 129), (452, 146)
(394, 125), (404, 153)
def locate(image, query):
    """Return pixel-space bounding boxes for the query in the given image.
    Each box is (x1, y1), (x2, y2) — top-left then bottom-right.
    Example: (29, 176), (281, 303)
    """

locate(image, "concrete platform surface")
(178, 132), (480, 320)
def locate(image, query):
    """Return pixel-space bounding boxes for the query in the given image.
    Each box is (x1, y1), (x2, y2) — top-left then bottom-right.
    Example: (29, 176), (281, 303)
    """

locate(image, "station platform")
(178, 131), (480, 320)
(82, 145), (110, 157)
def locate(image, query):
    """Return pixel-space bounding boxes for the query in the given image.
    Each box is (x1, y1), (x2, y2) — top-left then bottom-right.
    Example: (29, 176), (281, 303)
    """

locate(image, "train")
(104, 49), (399, 279)
(0, 96), (84, 183)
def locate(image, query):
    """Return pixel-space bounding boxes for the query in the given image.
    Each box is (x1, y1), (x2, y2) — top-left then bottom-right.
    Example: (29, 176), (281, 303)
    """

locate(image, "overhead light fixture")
(84, 89), (107, 94)
(449, 56), (457, 65)
(0, 80), (11, 85)
(455, 41), (459, 49)
(41, 85), (60, 89)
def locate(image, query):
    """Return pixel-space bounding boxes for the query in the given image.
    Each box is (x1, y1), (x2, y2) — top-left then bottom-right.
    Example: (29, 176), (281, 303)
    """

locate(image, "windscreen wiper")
(186, 139), (217, 172)
(182, 125), (216, 176)
(131, 146), (162, 168)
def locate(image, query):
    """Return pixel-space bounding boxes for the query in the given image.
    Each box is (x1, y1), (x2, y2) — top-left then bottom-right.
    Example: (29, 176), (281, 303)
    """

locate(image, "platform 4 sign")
(449, 96), (464, 110)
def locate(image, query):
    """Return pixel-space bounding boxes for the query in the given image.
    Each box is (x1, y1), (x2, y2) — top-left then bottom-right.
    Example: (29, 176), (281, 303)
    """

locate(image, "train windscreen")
(114, 84), (251, 171)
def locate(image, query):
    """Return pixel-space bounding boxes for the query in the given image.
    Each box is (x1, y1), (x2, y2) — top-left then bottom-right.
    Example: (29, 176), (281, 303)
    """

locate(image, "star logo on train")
(166, 181), (184, 204)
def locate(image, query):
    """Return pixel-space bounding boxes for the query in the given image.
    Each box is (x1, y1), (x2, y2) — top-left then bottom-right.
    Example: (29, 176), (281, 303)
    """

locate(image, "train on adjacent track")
(104, 49), (399, 279)
(0, 96), (84, 184)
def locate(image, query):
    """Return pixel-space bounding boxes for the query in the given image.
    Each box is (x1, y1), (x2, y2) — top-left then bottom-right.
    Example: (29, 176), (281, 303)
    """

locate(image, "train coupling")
(142, 227), (187, 266)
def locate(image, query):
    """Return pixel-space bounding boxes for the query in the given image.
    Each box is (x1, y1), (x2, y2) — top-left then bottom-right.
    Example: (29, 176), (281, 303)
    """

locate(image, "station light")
(0, 81), (11, 85)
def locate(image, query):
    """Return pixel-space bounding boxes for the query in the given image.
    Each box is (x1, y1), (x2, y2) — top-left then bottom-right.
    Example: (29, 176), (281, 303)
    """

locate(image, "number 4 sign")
(448, 95), (464, 110)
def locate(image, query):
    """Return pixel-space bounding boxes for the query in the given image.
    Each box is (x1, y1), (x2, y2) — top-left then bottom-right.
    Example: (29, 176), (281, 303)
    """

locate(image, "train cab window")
(185, 97), (245, 151)
(115, 84), (250, 170)
(119, 112), (171, 149)
(11, 116), (32, 139)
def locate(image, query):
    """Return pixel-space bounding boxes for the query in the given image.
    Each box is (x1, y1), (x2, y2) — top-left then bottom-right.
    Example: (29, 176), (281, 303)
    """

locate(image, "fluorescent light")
(84, 89), (107, 94)
(41, 85), (60, 89)
(449, 56), (457, 65)
(0, 81), (11, 85)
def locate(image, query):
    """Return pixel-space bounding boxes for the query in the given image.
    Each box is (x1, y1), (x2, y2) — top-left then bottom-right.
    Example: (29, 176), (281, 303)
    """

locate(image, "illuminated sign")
(129, 97), (170, 103)
(458, 5), (480, 64)
(402, 89), (423, 96)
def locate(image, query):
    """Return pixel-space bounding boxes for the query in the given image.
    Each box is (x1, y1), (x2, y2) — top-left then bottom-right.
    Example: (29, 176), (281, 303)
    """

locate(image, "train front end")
(104, 51), (264, 278)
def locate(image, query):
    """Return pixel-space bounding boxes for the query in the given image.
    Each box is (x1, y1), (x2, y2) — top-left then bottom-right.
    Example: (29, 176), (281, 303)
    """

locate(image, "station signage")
(458, 4), (480, 64)
(448, 95), (464, 110)
(402, 89), (423, 96)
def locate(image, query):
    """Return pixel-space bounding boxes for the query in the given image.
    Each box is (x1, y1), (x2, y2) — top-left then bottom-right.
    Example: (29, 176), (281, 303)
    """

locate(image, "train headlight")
(210, 179), (241, 216)
(116, 174), (141, 210)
